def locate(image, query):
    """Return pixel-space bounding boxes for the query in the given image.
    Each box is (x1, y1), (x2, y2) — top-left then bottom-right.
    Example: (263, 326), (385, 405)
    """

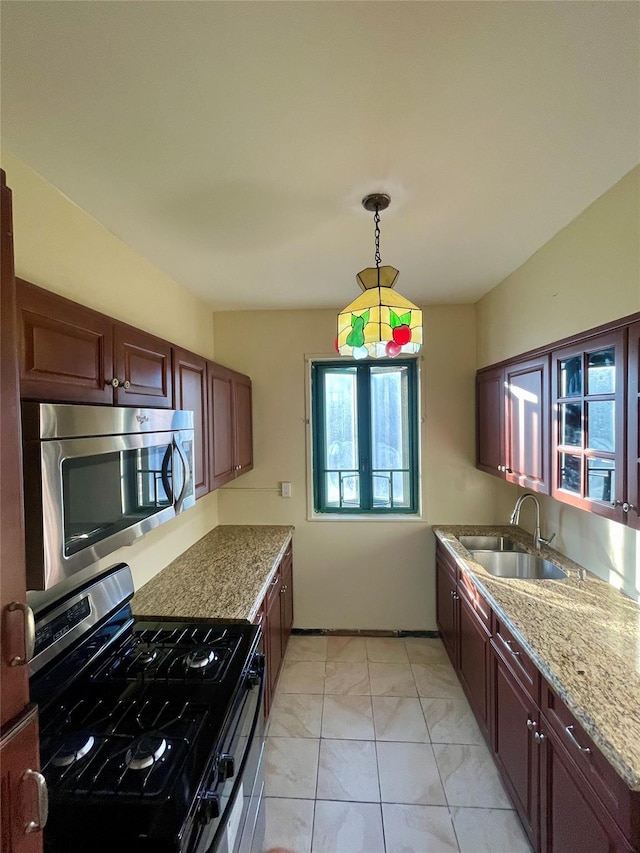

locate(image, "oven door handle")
(173, 437), (191, 514)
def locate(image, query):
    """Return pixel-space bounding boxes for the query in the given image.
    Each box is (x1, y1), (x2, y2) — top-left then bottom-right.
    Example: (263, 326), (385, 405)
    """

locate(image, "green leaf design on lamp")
(389, 310), (401, 329)
(399, 311), (411, 325)
(346, 312), (368, 348)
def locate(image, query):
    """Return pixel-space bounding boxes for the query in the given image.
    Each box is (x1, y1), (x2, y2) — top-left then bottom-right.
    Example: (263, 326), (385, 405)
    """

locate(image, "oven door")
(186, 656), (265, 853)
(24, 429), (190, 589)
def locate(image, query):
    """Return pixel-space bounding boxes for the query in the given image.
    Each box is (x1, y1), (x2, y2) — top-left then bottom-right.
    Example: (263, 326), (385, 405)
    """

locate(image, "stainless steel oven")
(22, 403), (195, 590)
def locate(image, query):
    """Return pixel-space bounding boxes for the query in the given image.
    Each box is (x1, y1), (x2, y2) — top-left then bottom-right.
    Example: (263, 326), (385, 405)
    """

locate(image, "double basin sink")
(457, 535), (567, 581)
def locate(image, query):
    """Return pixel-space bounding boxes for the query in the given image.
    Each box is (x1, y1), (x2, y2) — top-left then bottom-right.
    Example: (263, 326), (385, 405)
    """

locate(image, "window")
(311, 359), (419, 514)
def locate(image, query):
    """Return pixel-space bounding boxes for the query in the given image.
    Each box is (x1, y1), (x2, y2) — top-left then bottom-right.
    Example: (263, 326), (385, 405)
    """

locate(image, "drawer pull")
(565, 724), (591, 754)
(503, 637), (520, 657)
(270, 576), (279, 586)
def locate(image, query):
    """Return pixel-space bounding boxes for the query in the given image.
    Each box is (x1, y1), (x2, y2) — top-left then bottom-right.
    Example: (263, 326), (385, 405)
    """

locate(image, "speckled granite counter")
(132, 525), (294, 623)
(433, 524), (640, 791)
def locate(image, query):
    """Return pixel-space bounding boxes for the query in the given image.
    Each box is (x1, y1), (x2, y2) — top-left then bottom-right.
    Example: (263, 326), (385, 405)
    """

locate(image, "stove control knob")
(200, 791), (220, 823)
(218, 753), (235, 781)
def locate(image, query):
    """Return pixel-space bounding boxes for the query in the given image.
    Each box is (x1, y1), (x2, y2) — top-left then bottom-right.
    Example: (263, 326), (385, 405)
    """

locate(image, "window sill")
(307, 512), (425, 523)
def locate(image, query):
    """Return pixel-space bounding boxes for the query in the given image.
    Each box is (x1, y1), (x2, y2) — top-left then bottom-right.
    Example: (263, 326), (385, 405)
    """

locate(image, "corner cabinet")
(435, 539), (640, 853)
(208, 362), (253, 490)
(476, 355), (550, 494)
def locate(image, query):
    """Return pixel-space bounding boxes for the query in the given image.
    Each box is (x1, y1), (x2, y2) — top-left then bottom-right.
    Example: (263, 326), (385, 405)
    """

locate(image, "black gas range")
(29, 563), (265, 853)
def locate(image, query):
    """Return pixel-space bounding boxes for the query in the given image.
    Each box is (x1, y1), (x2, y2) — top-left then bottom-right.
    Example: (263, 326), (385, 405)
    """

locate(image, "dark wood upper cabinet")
(551, 330), (626, 522)
(505, 355), (550, 494)
(16, 279), (114, 405)
(113, 323), (173, 408)
(16, 281), (173, 408)
(476, 366), (504, 477)
(626, 321), (640, 531)
(173, 348), (209, 499)
(477, 356), (550, 494)
(208, 361), (253, 490)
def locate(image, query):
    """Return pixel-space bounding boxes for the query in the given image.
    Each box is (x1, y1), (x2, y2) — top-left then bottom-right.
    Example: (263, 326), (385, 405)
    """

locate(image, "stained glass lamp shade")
(337, 265), (423, 360)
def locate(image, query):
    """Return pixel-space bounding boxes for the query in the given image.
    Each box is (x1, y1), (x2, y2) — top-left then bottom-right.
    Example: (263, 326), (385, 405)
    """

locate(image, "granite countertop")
(433, 524), (640, 791)
(132, 525), (294, 623)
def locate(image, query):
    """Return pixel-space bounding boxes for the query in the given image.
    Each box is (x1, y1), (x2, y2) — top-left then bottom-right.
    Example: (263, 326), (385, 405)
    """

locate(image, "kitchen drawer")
(541, 681), (639, 843)
(435, 541), (458, 583)
(457, 570), (492, 632)
(491, 616), (540, 703)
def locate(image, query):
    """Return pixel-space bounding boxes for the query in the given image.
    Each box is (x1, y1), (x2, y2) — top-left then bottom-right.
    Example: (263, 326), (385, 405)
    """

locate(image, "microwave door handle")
(161, 444), (174, 504)
(173, 438), (190, 514)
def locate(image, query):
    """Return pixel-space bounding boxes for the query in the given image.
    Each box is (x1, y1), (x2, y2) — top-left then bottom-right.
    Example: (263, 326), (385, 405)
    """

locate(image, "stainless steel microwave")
(21, 403), (195, 590)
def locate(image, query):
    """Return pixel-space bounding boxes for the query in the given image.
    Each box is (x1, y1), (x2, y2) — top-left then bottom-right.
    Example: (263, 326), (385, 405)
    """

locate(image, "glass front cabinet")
(551, 330), (626, 522)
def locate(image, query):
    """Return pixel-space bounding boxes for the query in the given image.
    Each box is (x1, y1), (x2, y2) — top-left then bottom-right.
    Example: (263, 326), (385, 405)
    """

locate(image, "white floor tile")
(263, 796), (315, 853)
(366, 637), (409, 663)
(382, 803), (460, 853)
(369, 662), (417, 697)
(404, 637), (450, 665)
(377, 741), (447, 805)
(264, 737), (320, 799)
(286, 635), (328, 661)
(268, 693), (323, 738)
(324, 661), (370, 695)
(372, 696), (430, 742)
(321, 694), (374, 740)
(421, 697), (484, 745)
(326, 636), (367, 662)
(278, 661), (326, 694)
(412, 662), (465, 699)
(433, 743), (512, 808)
(312, 800), (385, 853)
(451, 806), (533, 853)
(316, 739), (380, 802)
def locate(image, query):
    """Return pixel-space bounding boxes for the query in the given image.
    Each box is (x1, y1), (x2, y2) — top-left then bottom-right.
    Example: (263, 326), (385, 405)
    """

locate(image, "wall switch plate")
(281, 481), (292, 498)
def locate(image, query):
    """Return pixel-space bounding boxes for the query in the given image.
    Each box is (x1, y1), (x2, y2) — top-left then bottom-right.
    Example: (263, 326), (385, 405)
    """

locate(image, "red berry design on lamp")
(386, 341), (401, 357)
(392, 325), (412, 346)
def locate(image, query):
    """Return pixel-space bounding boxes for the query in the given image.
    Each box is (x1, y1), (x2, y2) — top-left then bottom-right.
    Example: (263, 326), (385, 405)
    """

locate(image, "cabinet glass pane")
(560, 403), (582, 447)
(587, 458), (615, 502)
(587, 401), (615, 452)
(559, 356), (582, 397)
(559, 453), (581, 493)
(587, 348), (615, 395)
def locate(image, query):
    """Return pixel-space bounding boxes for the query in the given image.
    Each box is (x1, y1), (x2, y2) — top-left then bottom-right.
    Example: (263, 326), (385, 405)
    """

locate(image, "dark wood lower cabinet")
(435, 540), (639, 853)
(491, 647), (540, 850)
(540, 722), (633, 853)
(0, 708), (45, 853)
(257, 544), (294, 717)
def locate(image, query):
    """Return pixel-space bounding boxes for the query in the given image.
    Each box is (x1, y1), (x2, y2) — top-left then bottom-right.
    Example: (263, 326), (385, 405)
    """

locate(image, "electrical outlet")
(281, 481), (292, 498)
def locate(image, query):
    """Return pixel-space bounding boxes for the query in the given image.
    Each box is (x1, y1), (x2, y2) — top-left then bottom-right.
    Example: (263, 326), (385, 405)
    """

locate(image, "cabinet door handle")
(21, 769), (48, 833)
(122, 380), (131, 389)
(534, 731), (546, 744)
(108, 377), (120, 388)
(564, 725), (591, 754)
(280, 585), (287, 594)
(611, 500), (631, 513)
(7, 602), (35, 666)
(526, 718), (537, 731)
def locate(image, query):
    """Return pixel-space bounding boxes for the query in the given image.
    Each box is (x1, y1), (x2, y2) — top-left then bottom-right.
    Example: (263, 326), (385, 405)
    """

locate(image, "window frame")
(311, 358), (420, 515)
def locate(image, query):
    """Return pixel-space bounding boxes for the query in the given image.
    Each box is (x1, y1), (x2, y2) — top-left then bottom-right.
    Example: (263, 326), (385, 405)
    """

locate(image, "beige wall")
(2, 148), (219, 593)
(214, 306), (501, 630)
(476, 165), (640, 600)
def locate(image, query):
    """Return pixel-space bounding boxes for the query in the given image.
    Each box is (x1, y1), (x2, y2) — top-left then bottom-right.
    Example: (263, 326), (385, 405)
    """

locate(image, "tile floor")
(262, 635), (533, 853)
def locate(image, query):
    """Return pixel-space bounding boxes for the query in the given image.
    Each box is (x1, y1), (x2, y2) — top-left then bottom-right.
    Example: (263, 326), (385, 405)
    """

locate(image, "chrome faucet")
(509, 493), (555, 551)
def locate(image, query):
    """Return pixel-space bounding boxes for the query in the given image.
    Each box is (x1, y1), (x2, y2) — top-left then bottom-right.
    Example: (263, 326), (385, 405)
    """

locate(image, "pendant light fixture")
(337, 193), (422, 359)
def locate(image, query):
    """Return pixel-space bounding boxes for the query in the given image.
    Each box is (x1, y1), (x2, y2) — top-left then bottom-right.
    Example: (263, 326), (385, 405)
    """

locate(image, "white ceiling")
(2, 2), (639, 311)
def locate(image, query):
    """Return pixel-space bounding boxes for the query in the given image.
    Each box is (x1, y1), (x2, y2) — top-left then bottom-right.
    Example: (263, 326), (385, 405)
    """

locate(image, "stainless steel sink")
(458, 535), (526, 553)
(470, 550), (567, 580)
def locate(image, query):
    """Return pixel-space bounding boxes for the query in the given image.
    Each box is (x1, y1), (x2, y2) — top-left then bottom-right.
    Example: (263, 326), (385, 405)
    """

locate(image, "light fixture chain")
(374, 205), (382, 270)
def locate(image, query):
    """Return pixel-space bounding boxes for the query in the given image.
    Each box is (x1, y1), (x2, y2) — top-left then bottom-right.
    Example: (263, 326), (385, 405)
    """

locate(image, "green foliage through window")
(312, 359), (419, 513)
